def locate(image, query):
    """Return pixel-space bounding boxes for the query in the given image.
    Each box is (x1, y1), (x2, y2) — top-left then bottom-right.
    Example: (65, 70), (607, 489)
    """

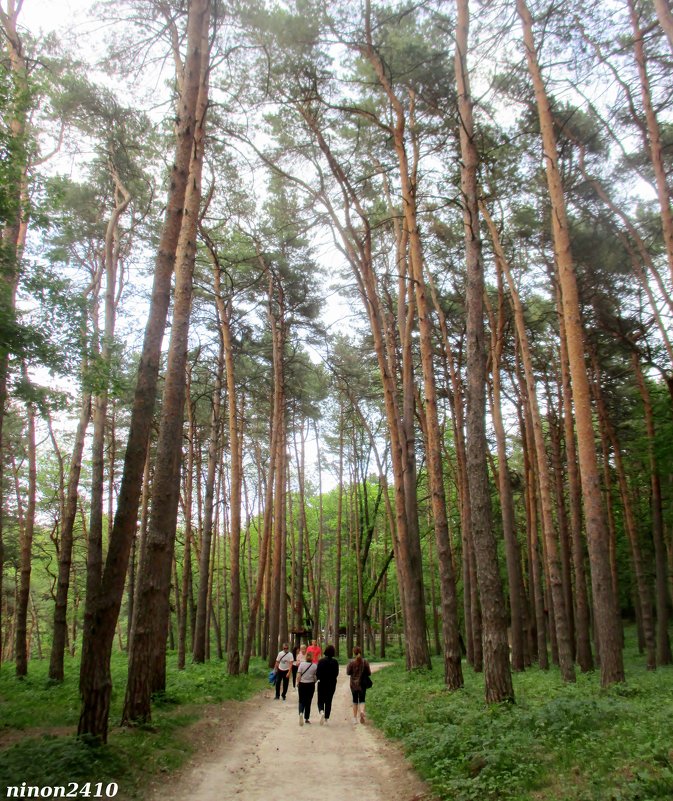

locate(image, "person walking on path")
(292, 643), (306, 690)
(297, 651), (318, 725)
(274, 643), (294, 701)
(316, 644), (339, 725)
(346, 646), (372, 725)
(306, 639), (322, 665)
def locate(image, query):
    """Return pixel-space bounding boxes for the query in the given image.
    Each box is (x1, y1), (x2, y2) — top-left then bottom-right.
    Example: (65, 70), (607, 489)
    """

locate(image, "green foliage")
(369, 631), (673, 801)
(0, 651), (267, 798)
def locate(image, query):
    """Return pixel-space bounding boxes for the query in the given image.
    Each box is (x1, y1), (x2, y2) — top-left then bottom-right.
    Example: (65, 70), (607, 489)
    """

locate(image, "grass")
(0, 650), (267, 799)
(369, 631), (673, 801)
(2, 632), (671, 801)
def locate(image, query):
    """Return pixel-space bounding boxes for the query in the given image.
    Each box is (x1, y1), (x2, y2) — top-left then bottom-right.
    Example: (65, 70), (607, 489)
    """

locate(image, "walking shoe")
(305, 719), (311, 724)
(299, 714), (304, 726)
(319, 712), (325, 725)
(282, 696), (286, 701)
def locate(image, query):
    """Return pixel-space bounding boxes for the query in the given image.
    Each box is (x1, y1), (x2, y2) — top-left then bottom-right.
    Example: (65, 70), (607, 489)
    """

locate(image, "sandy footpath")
(150, 663), (435, 801)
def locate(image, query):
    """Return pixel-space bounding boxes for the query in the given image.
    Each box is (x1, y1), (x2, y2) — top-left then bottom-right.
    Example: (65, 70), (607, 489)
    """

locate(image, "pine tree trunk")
(591, 358), (656, 669)
(630, 0), (673, 288)
(517, 0), (624, 685)
(49, 392), (91, 680)
(222, 302), (243, 674)
(121, 8), (211, 724)
(78, 0), (211, 742)
(519, 397), (548, 669)
(178, 390), (195, 671)
(333, 405), (344, 656)
(0, 8), (30, 662)
(633, 355), (671, 664)
(456, 0), (512, 701)
(484, 206), (574, 681)
(15, 372), (37, 677)
(193, 341), (223, 663)
(556, 290), (593, 672)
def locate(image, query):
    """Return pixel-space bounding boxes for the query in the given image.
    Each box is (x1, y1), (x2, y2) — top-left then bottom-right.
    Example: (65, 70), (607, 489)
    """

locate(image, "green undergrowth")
(370, 635), (673, 801)
(0, 651), (267, 798)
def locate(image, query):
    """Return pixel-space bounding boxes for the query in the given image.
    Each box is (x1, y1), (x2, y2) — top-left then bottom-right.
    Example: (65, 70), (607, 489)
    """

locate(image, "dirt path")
(154, 664), (435, 801)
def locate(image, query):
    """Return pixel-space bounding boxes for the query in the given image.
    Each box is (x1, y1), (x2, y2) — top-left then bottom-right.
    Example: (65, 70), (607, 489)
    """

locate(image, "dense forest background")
(1, 0), (672, 747)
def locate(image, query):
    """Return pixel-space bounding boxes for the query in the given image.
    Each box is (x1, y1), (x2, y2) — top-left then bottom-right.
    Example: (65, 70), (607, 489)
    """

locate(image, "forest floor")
(146, 663), (436, 801)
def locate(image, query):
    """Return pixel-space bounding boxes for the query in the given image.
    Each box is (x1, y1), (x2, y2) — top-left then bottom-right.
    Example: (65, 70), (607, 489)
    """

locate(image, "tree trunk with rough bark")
(517, 0), (624, 685)
(457, 0), (513, 702)
(483, 204), (575, 682)
(78, 0), (212, 742)
(121, 4), (211, 726)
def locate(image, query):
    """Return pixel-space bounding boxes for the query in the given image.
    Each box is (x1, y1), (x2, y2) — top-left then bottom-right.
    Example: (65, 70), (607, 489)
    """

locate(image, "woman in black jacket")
(315, 644), (339, 725)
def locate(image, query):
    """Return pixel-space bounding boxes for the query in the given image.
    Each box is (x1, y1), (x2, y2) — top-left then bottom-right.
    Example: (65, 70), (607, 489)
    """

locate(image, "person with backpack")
(316, 644), (339, 725)
(346, 645), (372, 725)
(273, 643), (294, 701)
(296, 651), (318, 725)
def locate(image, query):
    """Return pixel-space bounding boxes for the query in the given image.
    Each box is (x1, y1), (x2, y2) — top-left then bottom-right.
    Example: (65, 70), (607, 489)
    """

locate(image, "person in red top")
(306, 639), (322, 665)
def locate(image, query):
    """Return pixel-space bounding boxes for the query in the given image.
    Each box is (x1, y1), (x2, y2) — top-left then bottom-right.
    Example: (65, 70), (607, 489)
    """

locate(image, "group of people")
(273, 640), (372, 727)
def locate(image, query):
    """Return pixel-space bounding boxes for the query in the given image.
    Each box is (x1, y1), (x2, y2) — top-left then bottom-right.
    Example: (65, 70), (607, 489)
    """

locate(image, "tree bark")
(457, 0), (513, 701)
(629, 0), (673, 288)
(193, 339), (224, 663)
(484, 269), (526, 672)
(121, 3), (211, 725)
(517, 0), (624, 685)
(15, 367), (37, 677)
(49, 391), (92, 680)
(483, 204), (575, 682)
(78, 0), (211, 741)
(633, 355), (672, 665)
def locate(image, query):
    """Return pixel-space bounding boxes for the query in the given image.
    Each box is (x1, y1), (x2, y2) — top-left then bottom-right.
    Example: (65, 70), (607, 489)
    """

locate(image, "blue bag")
(268, 670), (276, 684)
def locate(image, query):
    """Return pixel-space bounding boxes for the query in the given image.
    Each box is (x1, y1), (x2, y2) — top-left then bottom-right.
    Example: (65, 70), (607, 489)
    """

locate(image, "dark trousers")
(275, 670), (290, 699)
(292, 664), (298, 687)
(317, 682), (336, 719)
(297, 682), (315, 720)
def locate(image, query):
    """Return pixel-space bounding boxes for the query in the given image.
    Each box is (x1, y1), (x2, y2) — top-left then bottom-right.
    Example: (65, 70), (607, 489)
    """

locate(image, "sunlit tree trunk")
(483, 205), (574, 681)
(555, 286), (593, 672)
(517, 0), (624, 685)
